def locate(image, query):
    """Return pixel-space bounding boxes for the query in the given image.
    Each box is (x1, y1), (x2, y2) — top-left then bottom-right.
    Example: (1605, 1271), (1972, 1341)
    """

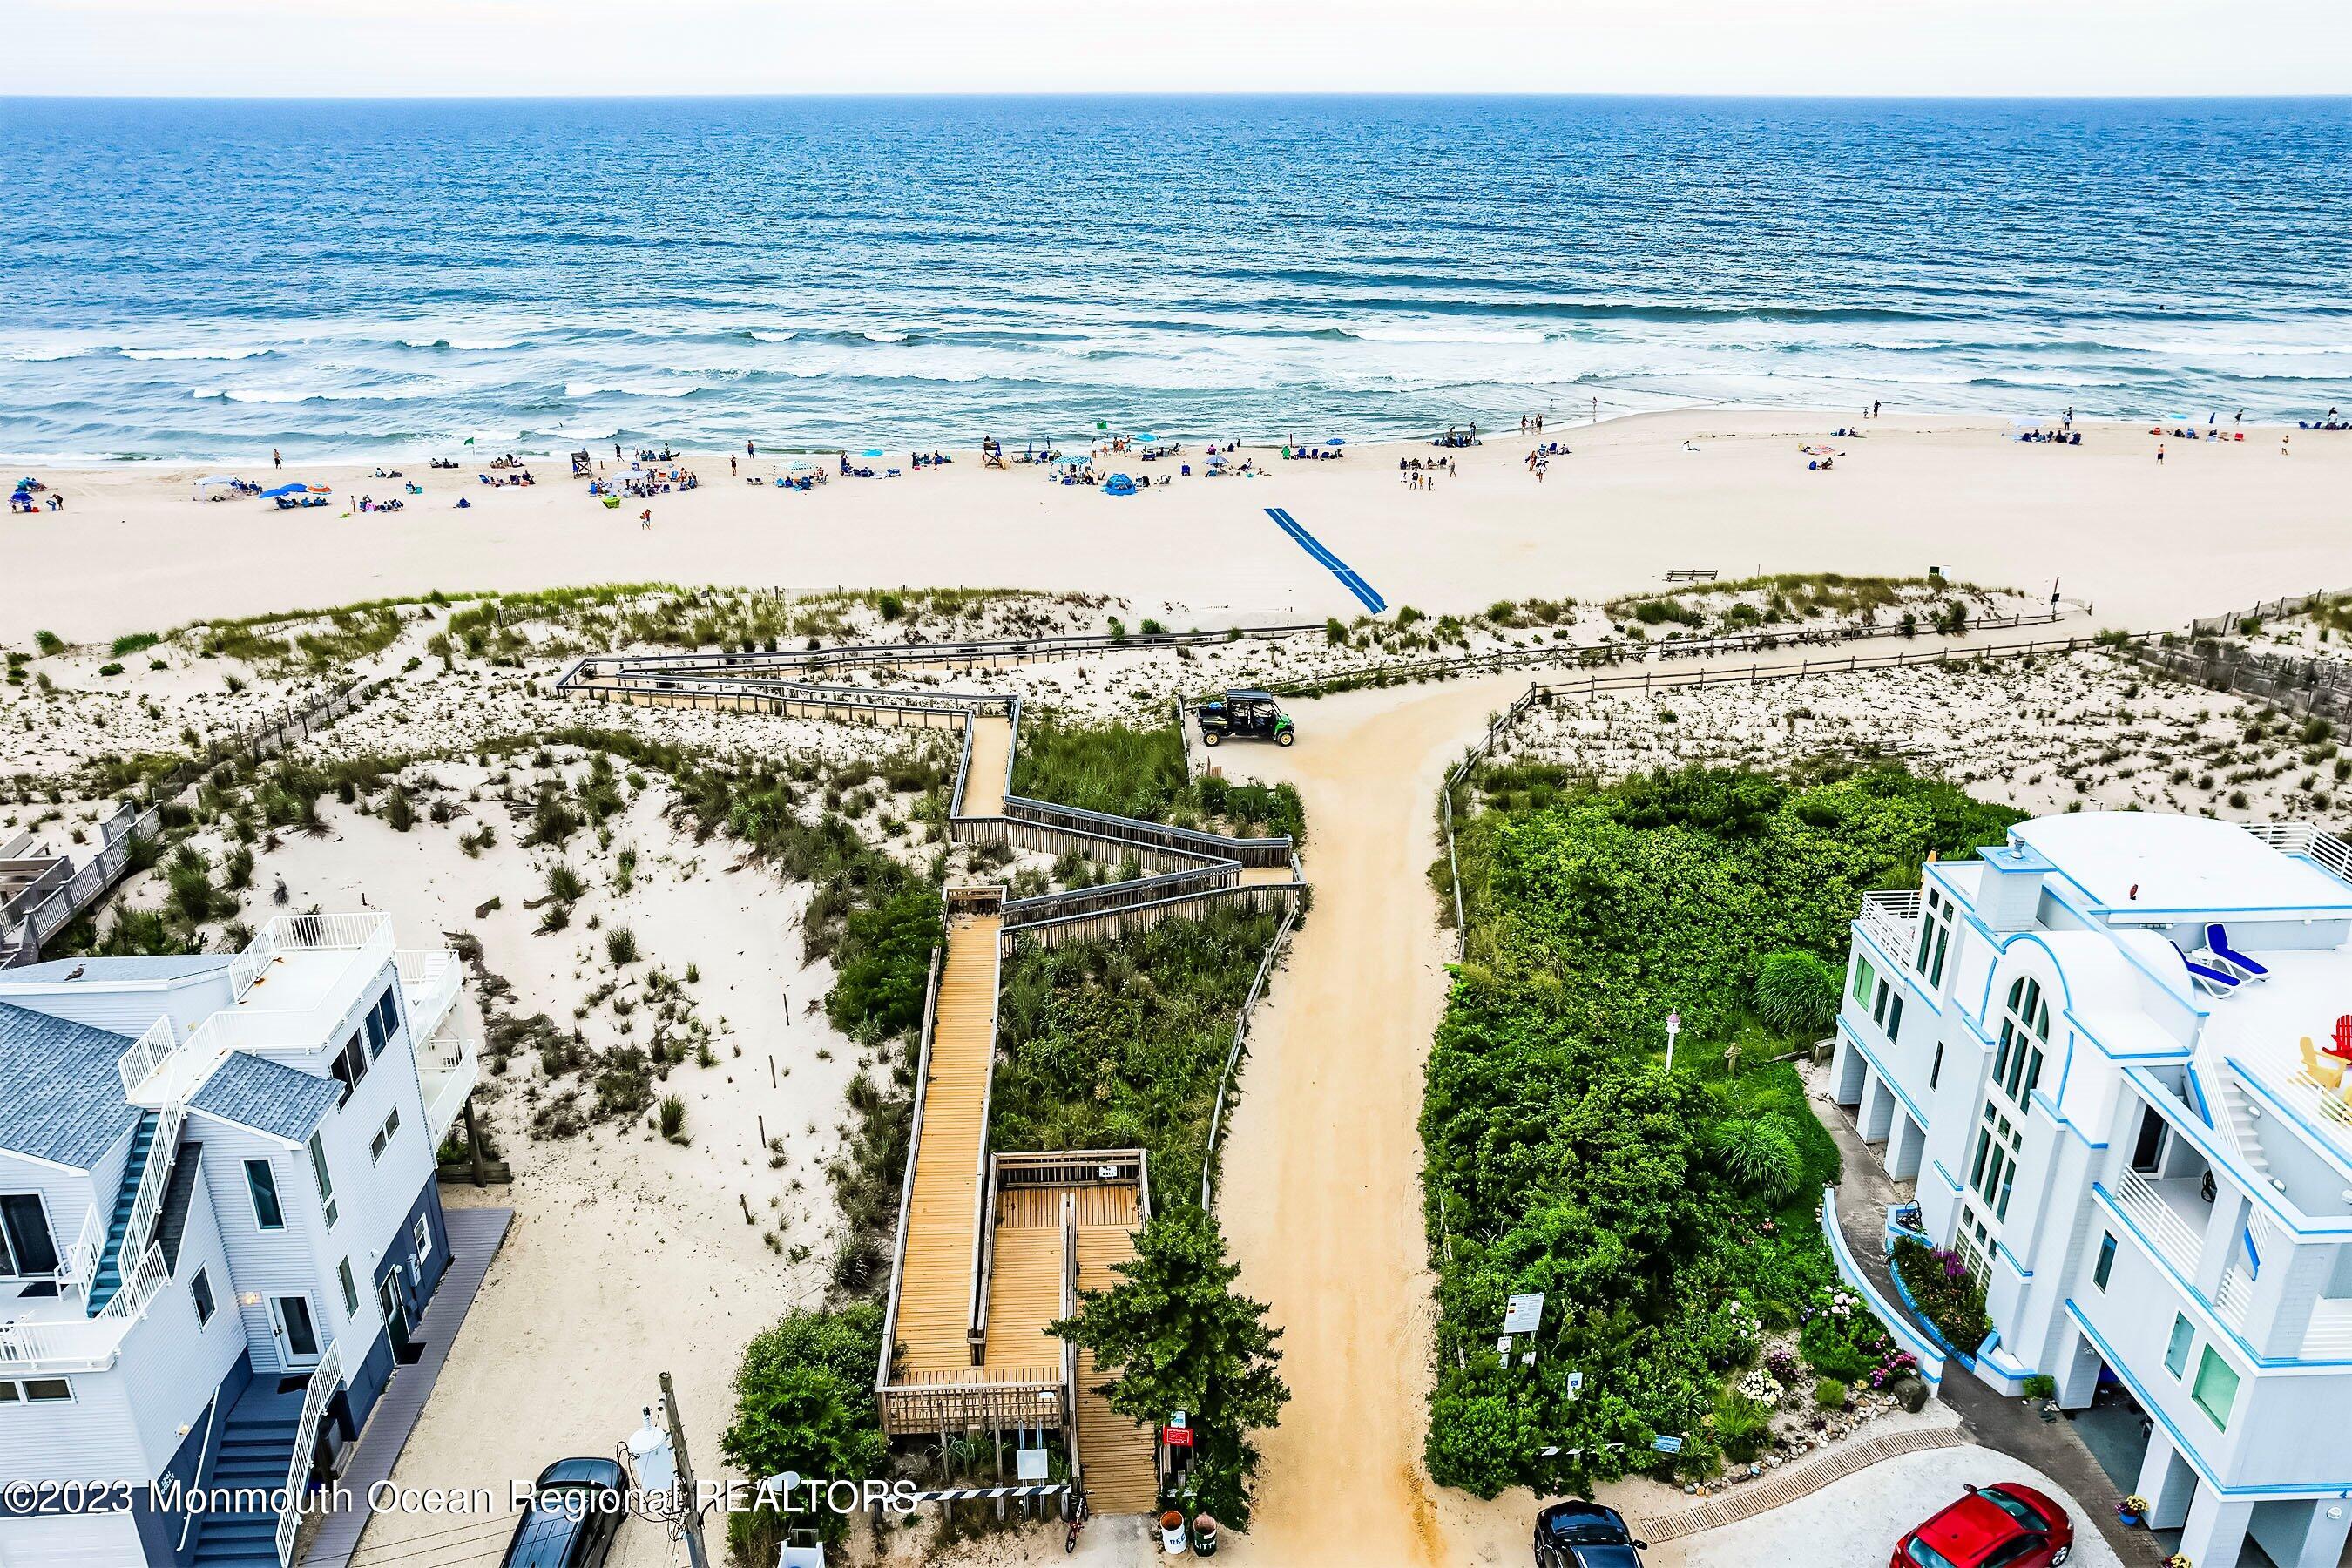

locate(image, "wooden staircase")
(1073, 1220), (1160, 1516)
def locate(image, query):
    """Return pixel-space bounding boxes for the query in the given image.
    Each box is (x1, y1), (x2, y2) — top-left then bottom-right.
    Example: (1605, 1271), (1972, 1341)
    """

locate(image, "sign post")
(1664, 1010), (1681, 1074)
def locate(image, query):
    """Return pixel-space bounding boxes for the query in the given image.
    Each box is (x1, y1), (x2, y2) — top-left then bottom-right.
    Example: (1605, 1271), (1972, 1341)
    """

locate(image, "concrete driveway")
(1651, 1444), (2125, 1568)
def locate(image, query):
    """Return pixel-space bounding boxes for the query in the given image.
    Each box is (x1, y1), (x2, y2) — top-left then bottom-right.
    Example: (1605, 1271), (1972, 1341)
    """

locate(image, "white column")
(1889, 1112), (1925, 1180)
(2137, 1429), (2199, 1532)
(1861, 1071), (1896, 1143)
(1833, 1031), (1869, 1105)
(2194, 1184), (2250, 1299)
(2051, 1324), (2102, 1410)
(2177, 1484), (2253, 1568)
(2291, 1498), (2352, 1568)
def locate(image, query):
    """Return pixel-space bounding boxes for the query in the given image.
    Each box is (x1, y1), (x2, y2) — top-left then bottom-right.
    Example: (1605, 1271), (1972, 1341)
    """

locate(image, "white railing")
(419, 1035), (480, 1148)
(2114, 1168), (2206, 1278)
(232, 911), (393, 1000)
(116, 1014), (180, 1099)
(2303, 1300), (2352, 1356)
(274, 1338), (342, 1567)
(0, 1241), (172, 1374)
(2244, 821), (2352, 887)
(2213, 1267), (2252, 1333)
(395, 949), (462, 1041)
(1859, 889), (1923, 966)
(117, 1105), (184, 1276)
(57, 1203), (103, 1294)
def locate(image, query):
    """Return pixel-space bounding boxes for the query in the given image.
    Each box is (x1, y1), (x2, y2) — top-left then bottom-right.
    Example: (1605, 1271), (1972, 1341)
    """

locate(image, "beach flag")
(464, 436), (476, 445)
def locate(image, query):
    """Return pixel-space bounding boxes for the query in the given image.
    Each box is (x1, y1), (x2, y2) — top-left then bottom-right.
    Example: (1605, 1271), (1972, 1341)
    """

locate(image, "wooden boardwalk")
(894, 912), (1001, 1375)
(960, 714), (1013, 818)
(1072, 1218), (1159, 1515)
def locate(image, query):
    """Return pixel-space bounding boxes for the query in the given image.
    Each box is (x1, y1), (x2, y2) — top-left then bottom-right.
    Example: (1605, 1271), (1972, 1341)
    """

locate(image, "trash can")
(1192, 1515), (1220, 1557)
(1159, 1509), (1187, 1554)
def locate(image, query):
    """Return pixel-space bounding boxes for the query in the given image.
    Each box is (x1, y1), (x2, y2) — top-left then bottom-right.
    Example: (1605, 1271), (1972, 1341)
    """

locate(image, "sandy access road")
(10, 410), (2351, 647)
(1210, 674), (1538, 1568)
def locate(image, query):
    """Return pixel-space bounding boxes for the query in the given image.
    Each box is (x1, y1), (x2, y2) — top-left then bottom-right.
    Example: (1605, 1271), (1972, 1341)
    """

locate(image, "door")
(378, 1275), (414, 1360)
(269, 1294), (322, 1369)
(0, 1195), (60, 1279)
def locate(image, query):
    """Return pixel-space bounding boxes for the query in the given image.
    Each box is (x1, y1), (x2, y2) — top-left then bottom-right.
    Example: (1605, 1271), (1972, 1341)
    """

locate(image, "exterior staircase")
(84, 1109), (157, 1315)
(190, 1380), (302, 1566)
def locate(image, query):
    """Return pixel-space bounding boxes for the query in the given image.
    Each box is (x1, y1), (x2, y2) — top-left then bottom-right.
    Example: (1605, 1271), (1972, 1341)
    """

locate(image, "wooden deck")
(960, 714), (1013, 817)
(893, 911), (1001, 1375)
(1072, 1220), (1160, 1515)
(1239, 862), (1297, 887)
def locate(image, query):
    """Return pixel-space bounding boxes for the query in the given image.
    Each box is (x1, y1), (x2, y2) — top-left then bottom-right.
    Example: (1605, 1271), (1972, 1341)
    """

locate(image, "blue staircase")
(192, 1382), (303, 1566)
(84, 1108), (158, 1315)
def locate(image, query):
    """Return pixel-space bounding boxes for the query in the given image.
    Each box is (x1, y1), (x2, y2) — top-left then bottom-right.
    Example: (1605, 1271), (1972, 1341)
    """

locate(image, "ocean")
(3, 95), (2348, 460)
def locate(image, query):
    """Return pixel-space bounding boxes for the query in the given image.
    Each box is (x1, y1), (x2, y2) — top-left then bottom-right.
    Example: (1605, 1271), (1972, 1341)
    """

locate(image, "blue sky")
(22, 0), (2352, 96)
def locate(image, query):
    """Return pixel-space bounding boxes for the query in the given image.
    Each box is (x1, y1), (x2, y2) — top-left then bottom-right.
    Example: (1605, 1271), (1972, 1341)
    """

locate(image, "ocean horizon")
(3, 94), (2349, 461)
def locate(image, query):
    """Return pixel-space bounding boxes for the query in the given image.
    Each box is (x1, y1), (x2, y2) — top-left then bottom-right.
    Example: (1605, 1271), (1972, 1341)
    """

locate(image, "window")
(1915, 887), (1955, 987)
(371, 989), (401, 1058)
(414, 1214), (433, 1264)
(308, 1132), (338, 1229)
(2192, 1346), (2240, 1429)
(1979, 1539), (2046, 1568)
(191, 1267), (216, 1327)
(20, 1379), (71, 1403)
(364, 1005), (386, 1059)
(1853, 956), (1877, 1008)
(338, 1258), (359, 1317)
(369, 1106), (400, 1164)
(0, 1193), (60, 1278)
(2130, 1105), (2166, 1173)
(244, 1159), (285, 1231)
(329, 1030), (369, 1104)
(1929, 1042), (1946, 1090)
(2165, 1314), (2195, 1377)
(0, 1382), (15, 1403)
(1971, 1104), (2023, 1220)
(2092, 1233), (2117, 1292)
(1885, 992), (1905, 1042)
(1992, 977), (2049, 1109)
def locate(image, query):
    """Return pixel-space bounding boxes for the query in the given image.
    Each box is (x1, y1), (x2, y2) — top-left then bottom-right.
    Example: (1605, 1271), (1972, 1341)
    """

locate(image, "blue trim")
(2121, 1069), (2352, 1237)
(2221, 1056), (2352, 1188)
(1996, 1240), (2035, 1279)
(2063, 1302), (2352, 1497)
(1823, 1186), (1946, 1385)
(1931, 1159), (1963, 1193)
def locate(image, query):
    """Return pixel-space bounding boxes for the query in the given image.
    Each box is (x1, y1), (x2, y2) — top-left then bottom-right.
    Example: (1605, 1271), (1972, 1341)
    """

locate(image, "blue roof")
(3, 956), (230, 984)
(0, 1003), (137, 1168)
(188, 1052), (342, 1144)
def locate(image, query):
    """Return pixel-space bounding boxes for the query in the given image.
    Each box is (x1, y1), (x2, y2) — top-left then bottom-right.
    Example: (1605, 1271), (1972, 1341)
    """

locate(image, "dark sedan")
(499, 1457), (629, 1568)
(1535, 1498), (1650, 1568)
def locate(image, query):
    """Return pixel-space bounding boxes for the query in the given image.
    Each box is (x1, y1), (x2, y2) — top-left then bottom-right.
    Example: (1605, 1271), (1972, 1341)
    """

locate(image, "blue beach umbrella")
(1132, 432), (1158, 443)
(260, 482), (307, 498)
(1325, 437), (1347, 446)
(862, 449), (886, 458)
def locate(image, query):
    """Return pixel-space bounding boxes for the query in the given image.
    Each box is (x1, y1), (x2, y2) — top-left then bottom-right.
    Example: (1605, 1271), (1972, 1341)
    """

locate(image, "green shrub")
(544, 862), (583, 903)
(605, 925), (638, 967)
(658, 1093), (686, 1141)
(96, 662), (124, 677)
(1753, 950), (1841, 1037)
(33, 630), (64, 656)
(1814, 1377), (1848, 1409)
(110, 632), (160, 658)
(720, 1303), (888, 1551)
(825, 884), (941, 1041)
(1712, 1389), (1775, 1463)
(1711, 1116), (1805, 1202)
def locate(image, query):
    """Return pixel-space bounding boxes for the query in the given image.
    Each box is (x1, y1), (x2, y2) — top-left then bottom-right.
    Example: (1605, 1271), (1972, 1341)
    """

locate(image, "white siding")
(0, 1511), (145, 1566)
(0, 973), (233, 1040)
(111, 1152), (244, 1478)
(0, 1368), (145, 1485)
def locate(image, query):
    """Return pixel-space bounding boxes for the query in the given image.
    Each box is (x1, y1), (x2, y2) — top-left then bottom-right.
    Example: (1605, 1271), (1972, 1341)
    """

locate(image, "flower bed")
(1889, 1237), (1992, 1356)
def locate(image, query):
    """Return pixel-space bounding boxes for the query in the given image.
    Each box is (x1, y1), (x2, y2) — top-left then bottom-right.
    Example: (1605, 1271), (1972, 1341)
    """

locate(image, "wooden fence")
(2188, 588), (2348, 638)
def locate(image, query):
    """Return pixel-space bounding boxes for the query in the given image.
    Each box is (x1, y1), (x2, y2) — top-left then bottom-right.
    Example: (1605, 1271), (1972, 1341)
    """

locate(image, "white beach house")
(1833, 813), (2352, 1568)
(0, 915), (476, 1567)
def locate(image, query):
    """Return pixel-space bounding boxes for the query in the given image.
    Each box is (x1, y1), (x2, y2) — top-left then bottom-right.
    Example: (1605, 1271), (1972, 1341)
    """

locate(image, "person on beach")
(272, 448), (281, 470)
(747, 440), (756, 460)
(730, 454), (737, 476)
(1872, 400), (1881, 418)
(2157, 444), (2166, 465)
(640, 508), (652, 528)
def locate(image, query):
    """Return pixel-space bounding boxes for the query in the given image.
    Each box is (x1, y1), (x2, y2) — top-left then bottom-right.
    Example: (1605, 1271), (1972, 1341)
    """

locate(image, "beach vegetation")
(657, 1092), (686, 1141)
(605, 923), (638, 966)
(32, 631), (64, 656)
(1053, 1206), (1288, 1531)
(720, 1301), (889, 1555)
(1012, 713), (1304, 841)
(109, 632), (159, 658)
(992, 902), (1285, 1205)
(1423, 763), (2013, 1495)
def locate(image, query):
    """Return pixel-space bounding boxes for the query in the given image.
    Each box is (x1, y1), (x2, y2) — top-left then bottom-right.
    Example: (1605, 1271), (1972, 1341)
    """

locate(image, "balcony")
(0, 1241), (170, 1375)
(1859, 889), (1922, 968)
(2241, 820), (2352, 888)
(2110, 1166), (2212, 1281)
(396, 949), (463, 1044)
(417, 1030), (480, 1149)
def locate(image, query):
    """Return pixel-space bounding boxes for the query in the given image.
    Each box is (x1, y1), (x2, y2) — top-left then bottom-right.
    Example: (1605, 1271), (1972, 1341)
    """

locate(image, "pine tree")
(1051, 1206), (1289, 1528)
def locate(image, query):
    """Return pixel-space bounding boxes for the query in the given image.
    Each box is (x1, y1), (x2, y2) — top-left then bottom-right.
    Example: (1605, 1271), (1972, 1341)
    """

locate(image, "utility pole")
(660, 1370), (713, 1568)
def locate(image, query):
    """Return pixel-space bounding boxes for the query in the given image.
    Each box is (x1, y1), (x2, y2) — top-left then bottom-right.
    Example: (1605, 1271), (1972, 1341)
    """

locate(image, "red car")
(1893, 1482), (2074, 1568)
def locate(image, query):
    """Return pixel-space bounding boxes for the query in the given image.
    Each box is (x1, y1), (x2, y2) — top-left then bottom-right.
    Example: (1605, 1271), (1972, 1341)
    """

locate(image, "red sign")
(1161, 1425), (1193, 1448)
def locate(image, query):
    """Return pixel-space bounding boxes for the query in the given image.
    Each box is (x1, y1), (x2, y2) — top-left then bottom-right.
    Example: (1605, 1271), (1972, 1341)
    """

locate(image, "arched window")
(1993, 976), (2049, 1106)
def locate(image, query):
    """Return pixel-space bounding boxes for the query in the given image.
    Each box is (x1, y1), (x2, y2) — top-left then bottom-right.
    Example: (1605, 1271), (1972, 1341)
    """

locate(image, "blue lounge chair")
(2172, 939), (2240, 995)
(2206, 923), (2269, 983)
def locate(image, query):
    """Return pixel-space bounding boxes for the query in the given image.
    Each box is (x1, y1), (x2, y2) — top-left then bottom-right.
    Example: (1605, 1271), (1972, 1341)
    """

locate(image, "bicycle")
(1064, 1487), (1091, 1553)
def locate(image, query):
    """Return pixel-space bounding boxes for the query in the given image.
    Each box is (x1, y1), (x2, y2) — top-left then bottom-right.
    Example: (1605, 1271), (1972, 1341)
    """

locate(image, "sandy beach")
(8, 409), (2348, 650)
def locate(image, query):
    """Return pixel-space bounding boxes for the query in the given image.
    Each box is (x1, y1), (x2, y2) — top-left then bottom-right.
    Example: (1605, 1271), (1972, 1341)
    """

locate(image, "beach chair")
(2299, 1037), (2343, 1091)
(2171, 939), (2241, 996)
(2205, 924), (2269, 983)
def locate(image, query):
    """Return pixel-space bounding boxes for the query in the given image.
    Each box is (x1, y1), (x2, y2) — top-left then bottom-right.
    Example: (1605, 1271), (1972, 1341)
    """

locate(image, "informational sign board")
(1651, 1435), (1683, 1455)
(1162, 1425), (1194, 1449)
(1017, 1447), (1049, 1482)
(1503, 1293), (1544, 1335)
(1566, 1371), (1585, 1401)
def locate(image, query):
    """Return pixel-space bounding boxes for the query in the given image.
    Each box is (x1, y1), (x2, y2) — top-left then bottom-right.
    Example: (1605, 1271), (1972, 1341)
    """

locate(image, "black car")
(499, 1458), (628, 1568)
(1535, 1499), (1649, 1568)
(1195, 688), (1294, 747)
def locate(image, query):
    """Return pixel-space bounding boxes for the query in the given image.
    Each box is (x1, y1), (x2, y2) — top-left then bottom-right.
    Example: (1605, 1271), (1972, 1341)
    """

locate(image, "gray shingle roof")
(3, 956), (231, 984)
(0, 1002), (137, 1168)
(188, 1052), (342, 1144)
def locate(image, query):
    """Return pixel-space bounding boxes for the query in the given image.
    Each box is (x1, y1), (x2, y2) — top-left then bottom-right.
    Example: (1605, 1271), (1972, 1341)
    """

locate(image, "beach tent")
(193, 476), (239, 499)
(1104, 473), (1137, 497)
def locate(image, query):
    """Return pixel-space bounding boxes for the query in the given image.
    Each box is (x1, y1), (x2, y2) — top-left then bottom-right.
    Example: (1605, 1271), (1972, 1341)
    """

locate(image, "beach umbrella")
(1054, 452), (1091, 467)
(862, 449), (886, 458)
(1132, 432), (1159, 443)
(260, 482), (306, 498)
(1324, 437), (1347, 446)
(787, 461), (819, 474)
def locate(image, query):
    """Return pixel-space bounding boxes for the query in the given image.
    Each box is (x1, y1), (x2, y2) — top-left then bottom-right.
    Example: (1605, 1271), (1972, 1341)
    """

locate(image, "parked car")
(1893, 1482), (2074, 1568)
(1533, 1498), (1649, 1567)
(499, 1457), (629, 1568)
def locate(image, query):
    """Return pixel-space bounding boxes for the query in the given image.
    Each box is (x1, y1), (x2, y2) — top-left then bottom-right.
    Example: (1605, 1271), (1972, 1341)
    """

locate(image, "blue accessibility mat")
(1264, 507), (1385, 613)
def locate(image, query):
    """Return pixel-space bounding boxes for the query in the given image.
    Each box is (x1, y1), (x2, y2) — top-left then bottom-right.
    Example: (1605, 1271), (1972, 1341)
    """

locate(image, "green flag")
(463, 436), (476, 445)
